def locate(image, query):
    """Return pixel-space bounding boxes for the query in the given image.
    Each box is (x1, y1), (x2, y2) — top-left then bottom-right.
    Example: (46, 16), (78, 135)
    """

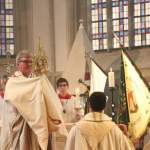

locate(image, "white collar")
(14, 71), (24, 77)
(14, 71), (32, 78)
(83, 112), (112, 122)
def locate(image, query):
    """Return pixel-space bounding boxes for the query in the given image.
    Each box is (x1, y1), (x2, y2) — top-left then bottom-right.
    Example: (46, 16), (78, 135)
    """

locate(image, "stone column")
(14, 0), (28, 53)
(107, 0), (113, 50)
(66, 0), (77, 54)
(54, 0), (77, 72)
(128, 0), (134, 48)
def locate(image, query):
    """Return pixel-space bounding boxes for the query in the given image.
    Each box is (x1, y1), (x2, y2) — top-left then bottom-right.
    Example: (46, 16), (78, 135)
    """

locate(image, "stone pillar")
(128, 0), (134, 48)
(66, 0), (77, 54)
(30, 0), (55, 71)
(54, 0), (77, 72)
(14, 0), (28, 53)
(107, 0), (113, 50)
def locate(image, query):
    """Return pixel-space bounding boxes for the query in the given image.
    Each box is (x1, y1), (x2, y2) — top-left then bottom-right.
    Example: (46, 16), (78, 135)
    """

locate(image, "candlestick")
(75, 88), (80, 96)
(108, 68), (116, 121)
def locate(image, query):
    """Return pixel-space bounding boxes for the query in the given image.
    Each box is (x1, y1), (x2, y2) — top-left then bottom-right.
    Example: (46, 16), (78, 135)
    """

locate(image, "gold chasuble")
(65, 112), (134, 150)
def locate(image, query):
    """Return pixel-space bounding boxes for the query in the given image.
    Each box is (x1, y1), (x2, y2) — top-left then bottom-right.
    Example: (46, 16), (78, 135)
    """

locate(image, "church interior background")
(0, 0), (150, 149)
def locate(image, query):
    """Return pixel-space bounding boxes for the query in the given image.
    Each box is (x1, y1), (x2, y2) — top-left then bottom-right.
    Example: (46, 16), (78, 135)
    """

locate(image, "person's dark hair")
(56, 78), (69, 87)
(89, 92), (106, 112)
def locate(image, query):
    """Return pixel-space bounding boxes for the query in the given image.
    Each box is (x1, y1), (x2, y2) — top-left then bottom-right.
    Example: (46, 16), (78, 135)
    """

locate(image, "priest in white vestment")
(65, 92), (135, 150)
(0, 50), (67, 150)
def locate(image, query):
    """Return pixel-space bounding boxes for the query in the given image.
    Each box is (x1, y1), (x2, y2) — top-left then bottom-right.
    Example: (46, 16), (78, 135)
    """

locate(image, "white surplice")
(65, 112), (135, 150)
(61, 97), (76, 123)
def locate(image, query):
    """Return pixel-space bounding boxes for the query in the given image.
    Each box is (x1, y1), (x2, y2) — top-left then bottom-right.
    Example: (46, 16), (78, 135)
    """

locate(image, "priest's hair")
(16, 50), (32, 64)
(89, 92), (106, 112)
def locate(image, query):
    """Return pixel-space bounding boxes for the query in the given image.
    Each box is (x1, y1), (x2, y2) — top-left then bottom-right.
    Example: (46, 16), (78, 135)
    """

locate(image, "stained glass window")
(112, 0), (129, 48)
(0, 0), (14, 56)
(134, 0), (150, 46)
(91, 0), (107, 50)
(91, 0), (150, 51)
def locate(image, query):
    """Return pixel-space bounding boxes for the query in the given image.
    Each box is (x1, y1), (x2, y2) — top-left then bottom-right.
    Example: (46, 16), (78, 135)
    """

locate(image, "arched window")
(0, 0), (14, 56)
(112, 0), (129, 48)
(91, 0), (150, 51)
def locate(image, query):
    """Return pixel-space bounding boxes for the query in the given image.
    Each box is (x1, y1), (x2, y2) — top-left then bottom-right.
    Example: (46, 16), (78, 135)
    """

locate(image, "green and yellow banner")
(122, 50), (150, 141)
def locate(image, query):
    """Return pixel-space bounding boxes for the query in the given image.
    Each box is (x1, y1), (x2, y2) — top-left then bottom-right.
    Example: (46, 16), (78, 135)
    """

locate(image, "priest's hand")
(118, 124), (129, 137)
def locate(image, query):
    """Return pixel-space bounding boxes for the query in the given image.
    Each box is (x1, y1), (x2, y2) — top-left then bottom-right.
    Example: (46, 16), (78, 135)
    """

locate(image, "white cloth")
(1, 71), (67, 150)
(61, 97), (76, 123)
(65, 112), (135, 150)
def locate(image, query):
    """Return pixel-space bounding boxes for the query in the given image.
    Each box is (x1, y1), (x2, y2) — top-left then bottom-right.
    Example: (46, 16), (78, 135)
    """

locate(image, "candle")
(75, 88), (81, 108)
(108, 68), (115, 88)
(75, 88), (80, 96)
